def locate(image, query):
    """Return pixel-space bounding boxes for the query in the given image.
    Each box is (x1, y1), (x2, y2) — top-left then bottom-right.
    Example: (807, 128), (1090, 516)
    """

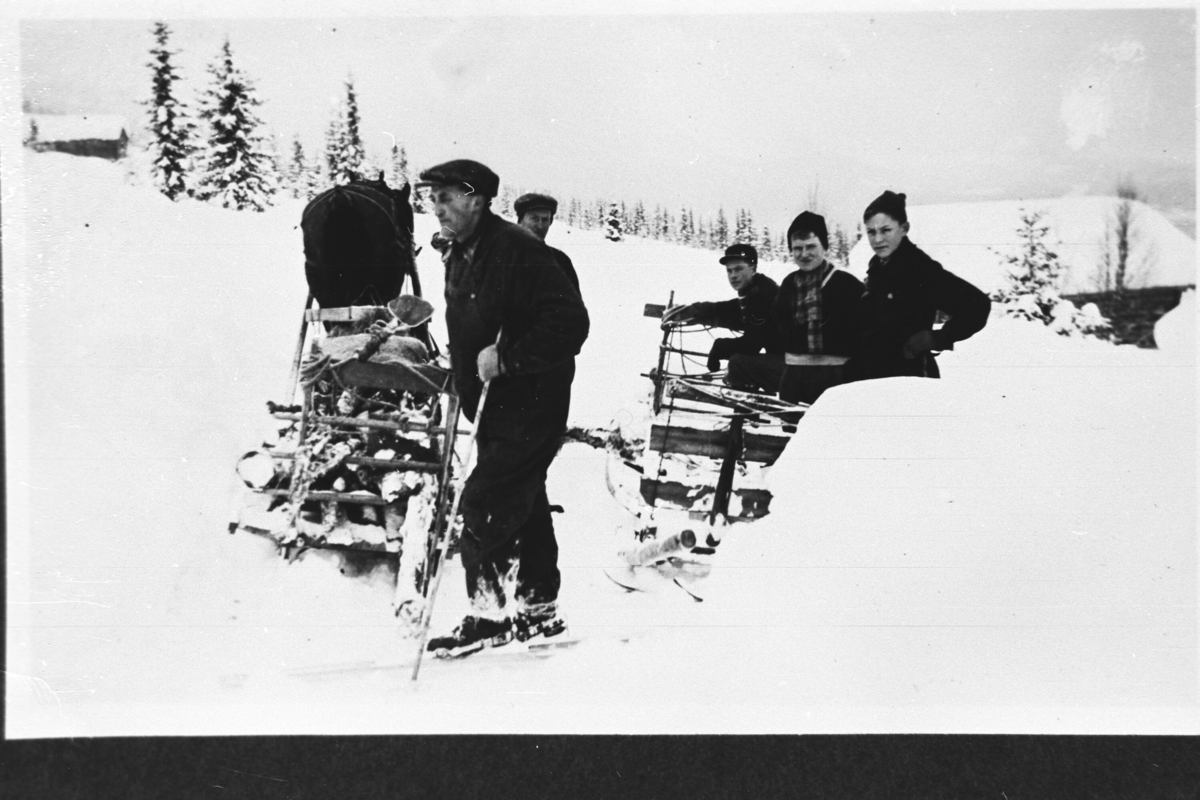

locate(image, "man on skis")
(660, 243), (783, 371)
(514, 192), (580, 294)
(416, 160), (590, 658)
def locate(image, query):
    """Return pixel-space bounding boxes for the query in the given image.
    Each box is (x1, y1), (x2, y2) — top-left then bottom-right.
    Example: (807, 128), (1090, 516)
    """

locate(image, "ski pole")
(411, 330), (502, 682)
(285, 292), (315, 403)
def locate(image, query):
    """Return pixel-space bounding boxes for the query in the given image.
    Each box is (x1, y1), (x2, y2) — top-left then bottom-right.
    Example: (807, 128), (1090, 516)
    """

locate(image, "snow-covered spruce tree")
(661, 209), (674, 242)
(192, 39), (278, 211)
(285, 136), (309, 199)
(830, 225), (850, 267)
(604, 202), (624, 241)
(759, 225), (774, 262)
(633, 201), (647, 238)
(342, 78), (366, 178)
(389, 143), (409, 190)
(324, 114), (345, 185)
(991, 209), (1110, 338)
(143, 21), (195, 200)
(323, 79), (368, 186)
(714, 208), (729, 250)
(498, 185), (516, 219)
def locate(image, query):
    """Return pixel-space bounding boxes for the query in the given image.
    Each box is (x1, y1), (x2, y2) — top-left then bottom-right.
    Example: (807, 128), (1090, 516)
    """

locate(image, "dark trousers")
(726, 353), (785, 394)
(457, 369), (571, 613)
(707, 337), (752, 372)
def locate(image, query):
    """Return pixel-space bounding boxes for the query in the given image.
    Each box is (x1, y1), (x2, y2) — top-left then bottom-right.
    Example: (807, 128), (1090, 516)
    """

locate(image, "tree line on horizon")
(139, 22), (1153, 290)
(140, 22), (859, 264)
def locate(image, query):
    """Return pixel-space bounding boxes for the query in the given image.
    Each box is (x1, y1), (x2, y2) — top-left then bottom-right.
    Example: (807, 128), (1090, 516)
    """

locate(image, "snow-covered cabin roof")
(847, 196), (1196, 294)
(28, 114), (128, 142)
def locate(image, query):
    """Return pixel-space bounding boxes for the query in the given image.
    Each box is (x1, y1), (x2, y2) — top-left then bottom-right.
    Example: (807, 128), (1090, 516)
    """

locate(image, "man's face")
(430, 184), (485, 241)
(790, 234), (827, 272)
(864, 213), (909, 262)
(724, 260), (756, 292)
(520, 209), (555, 241)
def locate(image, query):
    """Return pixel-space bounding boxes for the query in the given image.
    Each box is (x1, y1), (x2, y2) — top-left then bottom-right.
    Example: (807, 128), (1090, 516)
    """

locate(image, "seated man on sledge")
(660, 243), (783, 372)
(726, 211), (864, 404)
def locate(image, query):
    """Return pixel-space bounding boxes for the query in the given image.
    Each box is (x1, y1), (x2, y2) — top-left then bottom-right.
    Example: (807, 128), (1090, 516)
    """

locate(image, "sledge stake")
(285, 292), (315, 403)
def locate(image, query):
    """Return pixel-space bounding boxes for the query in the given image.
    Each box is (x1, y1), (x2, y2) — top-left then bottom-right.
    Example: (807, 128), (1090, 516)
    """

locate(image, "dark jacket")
(548, 246), (580, 295)
(771, 264), (864, 358)
(859, 237), (991, 378)
(688, 272), (783, 354)
(443, 210), (590, 420)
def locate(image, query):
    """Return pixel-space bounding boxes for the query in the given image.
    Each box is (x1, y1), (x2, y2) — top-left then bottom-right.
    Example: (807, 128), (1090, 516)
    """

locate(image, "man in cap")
(727, 211), (863, 403)
(660, 243), (783, 372)
(415, 160), (590, 658)
(514, 192), (580, 293)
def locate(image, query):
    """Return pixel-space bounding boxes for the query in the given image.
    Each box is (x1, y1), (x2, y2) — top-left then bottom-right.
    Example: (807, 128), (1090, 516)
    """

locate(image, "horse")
(301, 175), (420, 313)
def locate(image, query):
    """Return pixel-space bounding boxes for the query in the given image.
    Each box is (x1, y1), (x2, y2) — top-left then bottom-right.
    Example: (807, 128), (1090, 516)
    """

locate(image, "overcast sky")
(15, 7), (1196, 233)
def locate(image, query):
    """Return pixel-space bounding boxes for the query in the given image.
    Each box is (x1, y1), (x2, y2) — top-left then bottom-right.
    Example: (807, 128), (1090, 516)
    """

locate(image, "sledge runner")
(417, 160), (590, 659)
(660, 243), (782, 372)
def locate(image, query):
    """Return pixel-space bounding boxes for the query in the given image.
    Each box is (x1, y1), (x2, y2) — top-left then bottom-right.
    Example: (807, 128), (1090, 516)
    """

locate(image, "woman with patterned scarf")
(766, 211), (865, 404)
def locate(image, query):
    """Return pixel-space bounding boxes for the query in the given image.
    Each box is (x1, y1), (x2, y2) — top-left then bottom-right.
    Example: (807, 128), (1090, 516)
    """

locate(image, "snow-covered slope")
(847, 197), (1196, 294)
(6, 153), (1196, 736)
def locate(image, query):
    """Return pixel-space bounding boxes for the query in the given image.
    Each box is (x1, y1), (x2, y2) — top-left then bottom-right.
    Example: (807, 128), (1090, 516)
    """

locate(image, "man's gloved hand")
(661, 303), (696, 328)
(902, 329), (944, 359)
(476, 344), (504, 382)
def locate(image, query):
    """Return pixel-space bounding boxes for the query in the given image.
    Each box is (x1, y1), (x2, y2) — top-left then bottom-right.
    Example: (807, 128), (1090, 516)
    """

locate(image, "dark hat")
(415, 159), (500, 198)
(514, 193), (558, 218)
(863, 190), (907, 224)
(719, 243), (758, 267)
(786, 210), (829, 250)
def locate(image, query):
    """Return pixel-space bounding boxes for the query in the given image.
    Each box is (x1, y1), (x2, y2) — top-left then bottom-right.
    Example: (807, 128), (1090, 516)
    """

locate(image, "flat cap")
(513, 193), (558, 218)
(415, 159), (500, 198)
(719, 243), (758, 267)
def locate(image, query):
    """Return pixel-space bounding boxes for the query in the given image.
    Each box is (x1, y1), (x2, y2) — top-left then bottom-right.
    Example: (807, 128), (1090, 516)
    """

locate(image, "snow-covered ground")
(6, 152), (1196, 736)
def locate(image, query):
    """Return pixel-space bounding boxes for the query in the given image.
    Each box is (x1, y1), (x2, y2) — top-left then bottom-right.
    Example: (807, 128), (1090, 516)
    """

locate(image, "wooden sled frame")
(639, 294), (803, 523)
(238, 286), (466, 587)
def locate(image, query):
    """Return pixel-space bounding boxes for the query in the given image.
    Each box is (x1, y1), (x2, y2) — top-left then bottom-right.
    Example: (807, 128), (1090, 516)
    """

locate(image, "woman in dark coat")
(857, 191), (991, 379)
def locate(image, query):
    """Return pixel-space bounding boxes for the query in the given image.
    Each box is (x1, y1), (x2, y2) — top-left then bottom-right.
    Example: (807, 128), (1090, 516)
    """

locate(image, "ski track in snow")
(6, 153), (1197, 736)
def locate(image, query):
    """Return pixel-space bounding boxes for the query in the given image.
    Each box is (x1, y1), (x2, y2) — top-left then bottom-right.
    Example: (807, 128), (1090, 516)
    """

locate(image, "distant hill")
(847, 196), (1196, 295)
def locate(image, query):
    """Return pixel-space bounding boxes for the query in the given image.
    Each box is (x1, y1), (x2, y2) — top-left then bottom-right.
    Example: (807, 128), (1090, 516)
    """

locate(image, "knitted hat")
(786, 211), (829, 250)
(415, 160), (500, 199)
(513, 193), (558, 218)
(863, 190), (907, 224)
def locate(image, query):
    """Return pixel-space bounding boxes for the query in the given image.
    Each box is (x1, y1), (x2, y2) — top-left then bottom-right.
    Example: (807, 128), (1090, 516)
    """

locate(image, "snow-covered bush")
(991, 209), (1111, 338)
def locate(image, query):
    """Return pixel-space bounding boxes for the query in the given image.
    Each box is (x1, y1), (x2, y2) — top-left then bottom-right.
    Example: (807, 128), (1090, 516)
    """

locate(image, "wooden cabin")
(26, 114), (129, 160)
